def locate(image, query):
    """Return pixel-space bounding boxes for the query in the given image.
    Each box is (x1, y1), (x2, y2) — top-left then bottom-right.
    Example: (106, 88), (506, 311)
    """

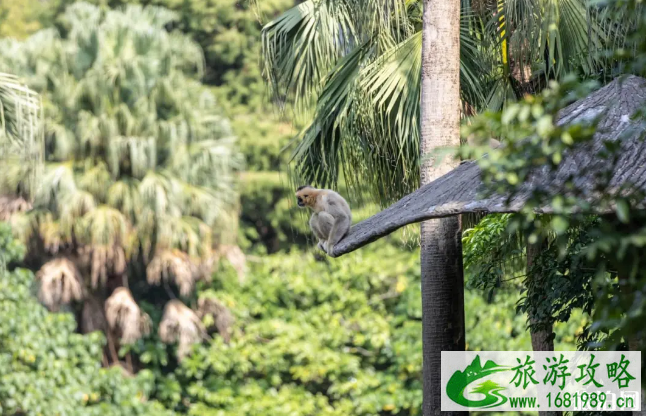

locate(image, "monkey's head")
(295, 185), (318, 208)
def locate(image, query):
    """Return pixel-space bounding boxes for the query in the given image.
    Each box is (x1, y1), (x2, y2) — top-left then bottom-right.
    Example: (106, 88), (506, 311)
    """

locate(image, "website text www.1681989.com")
(508, 391), (639, 411)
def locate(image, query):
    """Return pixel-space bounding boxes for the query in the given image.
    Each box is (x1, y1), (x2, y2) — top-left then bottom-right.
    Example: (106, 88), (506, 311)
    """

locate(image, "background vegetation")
(0, 0), (639, 415)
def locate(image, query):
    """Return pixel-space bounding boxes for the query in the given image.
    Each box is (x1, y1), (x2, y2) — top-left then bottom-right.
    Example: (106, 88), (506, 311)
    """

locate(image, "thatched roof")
(332, 75), (646, 257)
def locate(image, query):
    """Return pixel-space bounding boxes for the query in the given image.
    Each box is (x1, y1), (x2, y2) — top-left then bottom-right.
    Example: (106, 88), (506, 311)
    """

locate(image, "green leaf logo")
(446, 355), (511, 408)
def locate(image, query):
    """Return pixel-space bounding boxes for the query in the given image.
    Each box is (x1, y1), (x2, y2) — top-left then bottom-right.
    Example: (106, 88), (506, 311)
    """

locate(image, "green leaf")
(615, 199), (630, 223)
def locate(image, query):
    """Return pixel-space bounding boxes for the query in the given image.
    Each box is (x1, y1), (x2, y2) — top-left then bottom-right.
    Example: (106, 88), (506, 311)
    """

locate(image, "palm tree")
(418, 0), (466, 413)
(0, 2), (242, 363)
(261, 0), (626, 205)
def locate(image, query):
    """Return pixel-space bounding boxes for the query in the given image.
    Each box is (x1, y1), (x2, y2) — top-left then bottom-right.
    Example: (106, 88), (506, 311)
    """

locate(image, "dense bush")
(0, 223), (174, 416)
(138, 237), (579, 415)
(0, 216), (585, 415)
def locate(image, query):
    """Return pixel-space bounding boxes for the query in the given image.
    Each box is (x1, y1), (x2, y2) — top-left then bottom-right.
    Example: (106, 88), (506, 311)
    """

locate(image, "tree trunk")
(526, 239), (559, 416)
(420, 0), (465, 414)
(526, 240), (555, 352)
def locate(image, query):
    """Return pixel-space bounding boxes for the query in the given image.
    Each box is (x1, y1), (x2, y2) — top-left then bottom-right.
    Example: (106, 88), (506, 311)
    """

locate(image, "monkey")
(295, 185), (351, 257)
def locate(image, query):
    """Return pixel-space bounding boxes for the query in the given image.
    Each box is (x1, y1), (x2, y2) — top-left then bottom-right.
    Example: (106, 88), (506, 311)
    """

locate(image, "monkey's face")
(295, 187), (316, 208)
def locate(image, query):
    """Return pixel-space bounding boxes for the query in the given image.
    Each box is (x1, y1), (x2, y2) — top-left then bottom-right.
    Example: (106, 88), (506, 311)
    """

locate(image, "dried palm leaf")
(159, 300), (207, 359)
(105, 287), (151, 344)
(146, 250), (196, 296)
(36, 257), (84, 310)
(77, 245), (127, 288)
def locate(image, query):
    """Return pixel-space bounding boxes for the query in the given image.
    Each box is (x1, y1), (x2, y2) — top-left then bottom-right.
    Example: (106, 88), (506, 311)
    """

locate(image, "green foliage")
(463, 0), (646, 364)
(0, 222), (25, 266)
(237, 117), (294, 172)
(134, 240), (578, 415)
(518, 218), (601, 332)
(0, 0), (65, 39)
(0, 218), (585, 416)
(1, 2), (626, 415)
(0, 72), (42, 157)
(0, 0), (303, 250)
(0, 71), (44, 198)
(156, 242), (424, 414)
(0, 2), (241, 301)
(261, 0), (627, 205)
(239, 171), (311, 253)
(0, 223), (174, 416)
(466, 287), (586, 352)
(55, 0), (296, 105)
(109, 0), (305, 253)
(0, 3), (247, 371)
(462, 212), (592, 355)
(463, 213), (525, 294)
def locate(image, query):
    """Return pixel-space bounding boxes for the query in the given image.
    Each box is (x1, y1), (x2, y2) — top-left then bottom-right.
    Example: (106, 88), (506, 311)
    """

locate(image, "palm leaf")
(36, 257), (84, 310)
(105, 287), (152, 344)
(291, 20), (489, 203)
(0, 73), (43, 195)
(262, 0), (356, 111)
(147, 249), (197, 297)
(159, 300), (208, 359)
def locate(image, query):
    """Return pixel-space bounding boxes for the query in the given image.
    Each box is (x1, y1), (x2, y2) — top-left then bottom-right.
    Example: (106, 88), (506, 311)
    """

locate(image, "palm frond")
(154, 214), (212, 258)
(78, 162), (113, 204)
(0, 72), (43, 196)
(261, 0), (356, 111)
(146, 249), (197, 297)
(159, 300), (207, 359)
(77, 206), (129, 247)
(108, 136), (157, 179)
(59, 190), (96, 238)
(107, 180), (141, 224)
(38, 213), (68, 254)
(263, 0), (628, 203)
(290, 37), (371, 191)
(105, 287), (151, 344)
(292, 23), (488, 203)
(79, 244), (127, 289)
(0, 72), (43, 158)
(74, 206), (129, 287)
(34, 163), (78, 209)
(36, 257), (84, 310)
(352, 31), (423, 202)
(139, 172), (176, 218)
